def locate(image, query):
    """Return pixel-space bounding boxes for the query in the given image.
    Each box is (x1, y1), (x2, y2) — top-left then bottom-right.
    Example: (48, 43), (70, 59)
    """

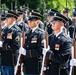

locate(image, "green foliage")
(18, 0), (40, 9)
(45, 0), (73, 10)
(40, 0), (75, 17)
(1, 0), (76, 16)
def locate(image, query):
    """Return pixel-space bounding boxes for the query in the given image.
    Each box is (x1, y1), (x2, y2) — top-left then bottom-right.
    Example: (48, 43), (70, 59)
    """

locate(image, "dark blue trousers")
(1, 66), (14, 75)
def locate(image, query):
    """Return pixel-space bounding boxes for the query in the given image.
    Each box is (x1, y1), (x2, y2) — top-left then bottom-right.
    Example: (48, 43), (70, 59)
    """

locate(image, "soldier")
(0, 13), (7, 41)
(43, 13), (72, 75)
(17, 9), (29, 32)
(69, 8), (76, 39)
(17, 10), (45, 75)
(16, 9), (29, 67)
(47, 9), (60, 35)
(62, 8), (72, 34)
(0, 13), (7, 75)
(0, 10), (22, 75)
(22, 6), (29, 24)
(1, 13), (7, 30)
(39, 21), (44, 30)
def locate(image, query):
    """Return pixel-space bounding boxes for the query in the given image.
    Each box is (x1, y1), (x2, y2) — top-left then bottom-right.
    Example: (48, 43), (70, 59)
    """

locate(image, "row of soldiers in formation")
(0, 6), (76, 75)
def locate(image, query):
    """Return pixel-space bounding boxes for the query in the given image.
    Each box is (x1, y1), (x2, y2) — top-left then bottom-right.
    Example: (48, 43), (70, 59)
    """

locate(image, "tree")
(18, 0), (40, 9)
(1, 0), (76, 16)
(74, 0), (76, 7)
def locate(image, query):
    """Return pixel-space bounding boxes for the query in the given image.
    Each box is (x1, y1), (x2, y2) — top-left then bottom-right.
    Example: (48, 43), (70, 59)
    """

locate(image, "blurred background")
(0, 0), (76, 19)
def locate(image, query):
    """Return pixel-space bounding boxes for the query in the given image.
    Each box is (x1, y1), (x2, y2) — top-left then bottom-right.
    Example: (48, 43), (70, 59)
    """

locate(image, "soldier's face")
(63, 13), (68, 18)
(17, 15), (23, 22)
(28, 20), (39, 28)
(17, 16), (21, 22)
(52, 21), (62, 31)
(47, 16), (54, 23)
(1, 20), (6, 28)
(6, 17), (13, 26)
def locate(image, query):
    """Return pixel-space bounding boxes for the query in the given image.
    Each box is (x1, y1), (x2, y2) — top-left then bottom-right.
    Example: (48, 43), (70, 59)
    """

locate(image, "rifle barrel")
(0, 0), (2, 41)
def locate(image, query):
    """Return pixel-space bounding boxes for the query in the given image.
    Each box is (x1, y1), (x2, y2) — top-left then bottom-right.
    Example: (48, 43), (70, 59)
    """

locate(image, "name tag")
(31, 41), (37, 43)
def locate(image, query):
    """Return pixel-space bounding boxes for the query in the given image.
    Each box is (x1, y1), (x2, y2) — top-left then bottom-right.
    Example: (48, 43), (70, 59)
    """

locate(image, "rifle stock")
(40, 31), (48, 75)
(73, 22), (76, 75)
(15, 54), (24, 75)
(72, 37), (76, 75)
(71, 19), (76, 75)
(15, 28), (25, 75)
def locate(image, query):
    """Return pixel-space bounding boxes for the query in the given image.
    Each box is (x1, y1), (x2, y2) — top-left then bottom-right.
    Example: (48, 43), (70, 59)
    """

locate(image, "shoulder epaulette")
(62, 33), (68, 39)
(39, 28), (44, 32)
(48, 33), (54, 37)
(14, 25), (20, 30)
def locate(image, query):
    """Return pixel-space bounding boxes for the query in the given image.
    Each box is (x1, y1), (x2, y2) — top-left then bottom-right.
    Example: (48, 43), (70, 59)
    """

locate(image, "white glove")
(42, 66), (46, 71)
(42, 47), (49, 55)
(0, 41), (3, 47)
(70, 59), (76, 66)
(19, 47), (26, 55)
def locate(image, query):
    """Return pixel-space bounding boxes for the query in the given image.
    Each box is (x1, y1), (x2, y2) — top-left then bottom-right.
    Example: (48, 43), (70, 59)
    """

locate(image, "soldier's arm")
(10, 30), (22, 51)
(46, 38), (72, 64)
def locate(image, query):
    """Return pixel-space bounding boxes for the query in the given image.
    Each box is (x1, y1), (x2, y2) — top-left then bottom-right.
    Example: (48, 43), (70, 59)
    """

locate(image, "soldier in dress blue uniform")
(47, 9), (60, 35)
(63, 8), (72, 34)
(17, 9), (29, 32)
(16, 9), (29, 66)
(0, 10), (22, 75)
(63, 8), (72, 26)
(69, 8), (76, 39)
(43, 13), (72, 75)
(18, 10), (46, 75)
(39, 21), (44, 30)
(0, 13), (7, 75)
(21, 6), (29, 24)
(1, 13), (7, 31)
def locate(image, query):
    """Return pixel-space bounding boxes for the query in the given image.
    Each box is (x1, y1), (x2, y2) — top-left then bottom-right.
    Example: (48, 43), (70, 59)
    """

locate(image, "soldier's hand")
(19, 47), (26, 55)
(0, 41), (3, 47)
(42, 47), (49, 55)
(44, 50), (53, 67)
(45, 50), (53, 60)
(70, 58), (76, 66)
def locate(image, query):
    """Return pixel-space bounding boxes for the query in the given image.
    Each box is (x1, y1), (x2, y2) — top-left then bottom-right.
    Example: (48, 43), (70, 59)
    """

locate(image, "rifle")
(73, 19), (76, 58)
(0, 0), (2, 41)
(15, 30), (25, 75)
(40, 2), (49, 75)
(72, 18), (76, 75)
(43, 2), (47, 30)
(15, 0), (18, 13)
(15, 10), (25, 75)
(11, 3), (13, 11)
(40, 31), (48, 75)
(69, 17), (76, 75)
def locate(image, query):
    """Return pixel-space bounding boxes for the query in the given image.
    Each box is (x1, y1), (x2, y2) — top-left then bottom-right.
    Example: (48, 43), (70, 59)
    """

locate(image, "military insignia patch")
(31, 37), (37, 43)
(1, 32), (4, 35)
(58, 36), (60, 39)
(41, 39), (45, 43)
(15, 36), (20, 41)
(32, 37), (37, 41)
(33, 37), (37, 41)
(7, 33), (12, 39)
(25, 36), (27, 39)
(55, 44), (60, 51)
